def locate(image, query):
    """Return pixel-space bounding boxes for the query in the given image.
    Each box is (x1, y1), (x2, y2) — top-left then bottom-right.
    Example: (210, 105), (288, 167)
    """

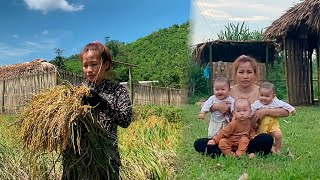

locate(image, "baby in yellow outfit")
(251, 82), (295, 154)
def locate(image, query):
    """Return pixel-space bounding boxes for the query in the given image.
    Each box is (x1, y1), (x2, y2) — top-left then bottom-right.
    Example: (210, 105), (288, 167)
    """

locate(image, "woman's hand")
(207, 139), (216, 146)
(83, 89), (106, 108)
(210, 101), (231, 115)
(251, 108), (289, 125)
(251, 108), (267, 124)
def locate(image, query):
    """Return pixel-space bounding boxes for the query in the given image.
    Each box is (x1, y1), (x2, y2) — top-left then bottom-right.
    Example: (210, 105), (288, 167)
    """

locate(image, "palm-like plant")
(217, 22), (263, 41)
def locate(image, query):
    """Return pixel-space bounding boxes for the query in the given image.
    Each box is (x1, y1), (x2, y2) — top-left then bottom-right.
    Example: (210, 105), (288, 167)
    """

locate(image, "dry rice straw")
(19, 81), (92, 153)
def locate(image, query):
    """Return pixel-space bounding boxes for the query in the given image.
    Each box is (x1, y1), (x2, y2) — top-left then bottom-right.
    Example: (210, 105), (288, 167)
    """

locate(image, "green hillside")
(64, 22), (190, 88)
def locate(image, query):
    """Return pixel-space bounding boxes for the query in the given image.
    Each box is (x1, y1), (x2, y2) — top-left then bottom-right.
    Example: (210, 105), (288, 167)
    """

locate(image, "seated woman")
(194, 55), (289, 158)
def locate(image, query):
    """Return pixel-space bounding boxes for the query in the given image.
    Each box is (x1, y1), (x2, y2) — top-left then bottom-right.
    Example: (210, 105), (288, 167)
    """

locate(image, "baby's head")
(259, 82), (276, 105)
(234, 98), (251, 121)
(213, 77), (230, 100)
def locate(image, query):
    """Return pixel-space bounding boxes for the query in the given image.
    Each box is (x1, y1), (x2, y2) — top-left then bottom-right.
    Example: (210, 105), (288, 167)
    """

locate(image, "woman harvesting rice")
(62, 41), (132, 179)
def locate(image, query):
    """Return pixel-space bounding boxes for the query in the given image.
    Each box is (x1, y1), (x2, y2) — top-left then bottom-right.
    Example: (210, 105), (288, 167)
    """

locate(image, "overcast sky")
(190, 0), (301, 45)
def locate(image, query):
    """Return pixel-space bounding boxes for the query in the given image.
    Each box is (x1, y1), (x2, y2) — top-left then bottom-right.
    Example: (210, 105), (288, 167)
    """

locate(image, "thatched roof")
(0, 59), (56, 80)
(264, 0), (320, 41)
(193, 40), (277, 66)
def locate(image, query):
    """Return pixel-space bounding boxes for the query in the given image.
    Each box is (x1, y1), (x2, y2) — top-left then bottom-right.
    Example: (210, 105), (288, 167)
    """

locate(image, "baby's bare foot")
(248, 153), (256, 159)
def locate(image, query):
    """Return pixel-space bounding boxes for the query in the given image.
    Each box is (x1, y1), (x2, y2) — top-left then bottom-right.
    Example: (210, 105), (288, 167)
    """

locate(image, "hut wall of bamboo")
(212, 61), (266, 86)
(285, 38), (313, 105)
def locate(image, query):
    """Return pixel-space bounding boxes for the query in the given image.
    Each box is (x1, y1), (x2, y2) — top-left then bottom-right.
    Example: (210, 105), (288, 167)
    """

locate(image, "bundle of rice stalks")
(18, 82), (118, 179)
(19, 82), (91, 153)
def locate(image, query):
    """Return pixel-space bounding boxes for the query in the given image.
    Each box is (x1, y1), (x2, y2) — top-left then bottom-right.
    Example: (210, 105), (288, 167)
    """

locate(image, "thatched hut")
(193, 40), (277, 93)
(0, 59), (56, 80)
(264, 0), (320, 105)
(0, 59), (85, 113)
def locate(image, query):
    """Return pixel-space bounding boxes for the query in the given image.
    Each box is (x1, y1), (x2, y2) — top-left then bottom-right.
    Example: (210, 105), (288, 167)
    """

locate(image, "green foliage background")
(60, 21), (319, 103)
(63, 22), (190, 88)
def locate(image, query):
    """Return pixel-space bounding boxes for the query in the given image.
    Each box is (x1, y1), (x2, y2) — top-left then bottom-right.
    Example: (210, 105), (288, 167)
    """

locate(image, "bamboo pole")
(265, 44), (269, 81)
(308, 43), (312, 105)
(128, 66), (133, 104)
(209, 43), (213, 95)
(318, 40), (320, 105)
(1, 80), (5, 113)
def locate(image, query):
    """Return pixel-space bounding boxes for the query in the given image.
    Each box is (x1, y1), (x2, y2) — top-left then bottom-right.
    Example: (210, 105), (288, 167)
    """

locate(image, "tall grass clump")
(119, 105), (182, 179)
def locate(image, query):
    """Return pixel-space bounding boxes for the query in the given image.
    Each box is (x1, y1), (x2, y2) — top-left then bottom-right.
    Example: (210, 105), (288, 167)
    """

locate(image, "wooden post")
(318, 40), (320, 105)
(265, 44), (269, 81)
(167, 88), (171, 105)
(1, 80), (5, 113)
(284, 38), (290, 103)
(209, 43), (213, 95)
(128, 66), (133, 104)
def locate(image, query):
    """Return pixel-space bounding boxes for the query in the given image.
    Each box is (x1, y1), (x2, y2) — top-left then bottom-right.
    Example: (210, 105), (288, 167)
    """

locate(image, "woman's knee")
(194, 138), (209, 153)
(255, 133), (274, 144)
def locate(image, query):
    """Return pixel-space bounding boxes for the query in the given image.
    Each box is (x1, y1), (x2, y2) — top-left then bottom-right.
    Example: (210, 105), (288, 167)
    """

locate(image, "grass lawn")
(176, 105), (320, 179)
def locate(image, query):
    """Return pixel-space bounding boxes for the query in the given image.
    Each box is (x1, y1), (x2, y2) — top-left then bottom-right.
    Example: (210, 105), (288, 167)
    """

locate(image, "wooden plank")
(300, 33), (306, 105)
(1, 80), (5, 113)
(308, 48), (313, 104)
(318, 40), (320, 105)
(286, 38), (293, 104)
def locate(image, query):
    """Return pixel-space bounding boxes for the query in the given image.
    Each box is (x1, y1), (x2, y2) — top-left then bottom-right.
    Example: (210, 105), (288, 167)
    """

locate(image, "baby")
(198, 77), (235, 138)
(207, 98), (256, 158)
(252, 82), (296, 154)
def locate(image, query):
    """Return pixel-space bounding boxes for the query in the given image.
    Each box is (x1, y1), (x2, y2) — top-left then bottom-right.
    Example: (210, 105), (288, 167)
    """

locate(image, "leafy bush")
(133, 105), (182, 123)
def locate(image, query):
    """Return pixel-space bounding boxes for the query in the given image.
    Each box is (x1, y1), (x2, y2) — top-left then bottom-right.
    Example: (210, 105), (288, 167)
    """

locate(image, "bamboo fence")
(130, 84), (187, 106)
(0, 71), (187, 114)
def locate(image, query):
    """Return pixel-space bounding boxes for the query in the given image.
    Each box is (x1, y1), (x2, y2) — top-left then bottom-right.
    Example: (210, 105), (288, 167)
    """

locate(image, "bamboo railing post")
(266, 44), (269, 81)
(1, 80), (5, 113)
(318, 40), (320, 105)
(209, 43), (213, 95)
(167, 88), (171, 105)
(128, 66), (133, 104)
(284, 38), (289, 102)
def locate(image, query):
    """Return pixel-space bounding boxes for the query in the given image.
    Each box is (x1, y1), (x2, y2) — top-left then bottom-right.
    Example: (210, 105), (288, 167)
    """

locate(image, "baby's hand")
(198, 113), (205, 120)
(207, 139), (216, 146)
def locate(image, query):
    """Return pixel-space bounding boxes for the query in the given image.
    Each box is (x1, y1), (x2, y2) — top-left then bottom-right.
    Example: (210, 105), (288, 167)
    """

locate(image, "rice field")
(0, 105), (182, 179)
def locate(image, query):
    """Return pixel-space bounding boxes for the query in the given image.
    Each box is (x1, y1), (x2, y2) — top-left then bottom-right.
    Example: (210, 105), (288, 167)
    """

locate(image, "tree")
(105, 36), (125, 59)
(51, 48), (65, 70)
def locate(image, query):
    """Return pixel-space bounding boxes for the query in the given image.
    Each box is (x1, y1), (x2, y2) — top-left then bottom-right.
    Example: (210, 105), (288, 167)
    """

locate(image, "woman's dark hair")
(80, 42), (112, 69)
(233, 55), (257, 76)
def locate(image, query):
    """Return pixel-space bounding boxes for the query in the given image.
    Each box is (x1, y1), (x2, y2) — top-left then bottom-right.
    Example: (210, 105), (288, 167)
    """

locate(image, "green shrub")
(133, 105), (182, 123)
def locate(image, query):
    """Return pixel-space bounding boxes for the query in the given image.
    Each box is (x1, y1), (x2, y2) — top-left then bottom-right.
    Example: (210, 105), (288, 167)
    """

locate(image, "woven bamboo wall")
(285, 38), (313, 105)
(1, 71), (186, 114)
(0, 70), (85, 114)
(212, 61), (266, 86)
(132, 84), (187, 106)
(0, 71), (57, 113)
